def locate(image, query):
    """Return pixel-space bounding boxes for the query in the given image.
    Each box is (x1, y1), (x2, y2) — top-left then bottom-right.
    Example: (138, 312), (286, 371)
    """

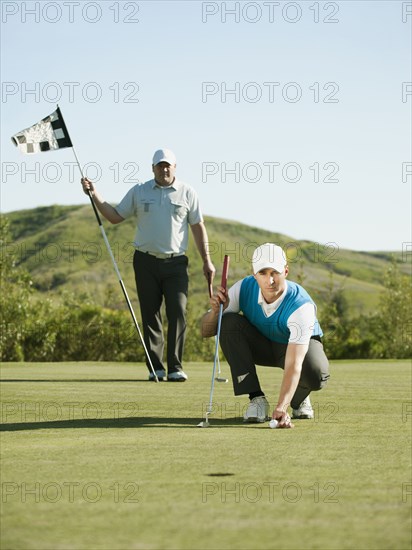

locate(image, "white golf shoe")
(167, 370), (188, 382)
(292, 396), (314, 419)
(243, 396), (269, 423)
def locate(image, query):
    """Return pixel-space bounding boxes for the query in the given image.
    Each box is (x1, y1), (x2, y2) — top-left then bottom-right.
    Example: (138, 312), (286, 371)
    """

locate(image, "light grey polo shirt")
(115, 178), (203, 254)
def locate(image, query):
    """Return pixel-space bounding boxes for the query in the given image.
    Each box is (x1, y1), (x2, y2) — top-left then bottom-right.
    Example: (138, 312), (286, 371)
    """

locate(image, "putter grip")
(207, 273), (213, 299)
(221, 255), (230, 291)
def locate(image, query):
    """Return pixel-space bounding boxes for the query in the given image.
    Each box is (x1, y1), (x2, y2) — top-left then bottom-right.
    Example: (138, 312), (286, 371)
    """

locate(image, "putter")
(207, 274), (228, 384)
(198, 255), (230, 427)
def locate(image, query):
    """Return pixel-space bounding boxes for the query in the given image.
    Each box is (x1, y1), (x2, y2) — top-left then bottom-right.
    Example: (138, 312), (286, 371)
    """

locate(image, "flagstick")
(71, 145), (159, 383)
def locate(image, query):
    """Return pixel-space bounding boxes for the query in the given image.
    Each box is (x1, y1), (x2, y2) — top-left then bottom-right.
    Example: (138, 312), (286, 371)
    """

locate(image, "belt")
(136, 249), (185, 260)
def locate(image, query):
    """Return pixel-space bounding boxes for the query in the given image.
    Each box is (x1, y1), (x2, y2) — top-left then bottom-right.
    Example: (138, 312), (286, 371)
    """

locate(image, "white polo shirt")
(115, 178), (203, 254)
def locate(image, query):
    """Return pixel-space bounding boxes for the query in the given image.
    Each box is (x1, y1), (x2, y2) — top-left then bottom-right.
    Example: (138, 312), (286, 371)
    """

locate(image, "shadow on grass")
(0, 416), (248, 431)
(0, 379), (153, 383)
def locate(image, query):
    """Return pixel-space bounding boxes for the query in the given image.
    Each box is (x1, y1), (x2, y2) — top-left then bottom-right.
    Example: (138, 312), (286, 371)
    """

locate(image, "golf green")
(1, 360), (411, 550)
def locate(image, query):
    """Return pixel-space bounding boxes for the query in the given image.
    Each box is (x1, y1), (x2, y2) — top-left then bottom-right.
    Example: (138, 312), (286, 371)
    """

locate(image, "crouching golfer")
(201, 243), (330, 428)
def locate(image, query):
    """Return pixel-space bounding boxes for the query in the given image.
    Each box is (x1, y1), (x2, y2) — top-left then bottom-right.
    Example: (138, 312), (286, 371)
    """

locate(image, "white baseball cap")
(152, 148), (176, 166)
(252, 243), (287, 274)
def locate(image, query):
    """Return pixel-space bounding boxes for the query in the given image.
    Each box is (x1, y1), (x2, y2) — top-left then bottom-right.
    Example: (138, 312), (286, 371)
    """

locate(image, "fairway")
(1, 360), (411, 550)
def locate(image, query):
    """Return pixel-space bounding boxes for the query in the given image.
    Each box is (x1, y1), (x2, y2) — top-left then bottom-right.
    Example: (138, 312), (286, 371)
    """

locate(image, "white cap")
(152, 148), (176, 166)
(252, 243), (287, 274)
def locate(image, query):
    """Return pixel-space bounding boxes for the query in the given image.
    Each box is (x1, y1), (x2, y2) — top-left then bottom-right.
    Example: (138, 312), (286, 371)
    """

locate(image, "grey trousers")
(219, 313), (330, 409)
(133, 251), (188, 373)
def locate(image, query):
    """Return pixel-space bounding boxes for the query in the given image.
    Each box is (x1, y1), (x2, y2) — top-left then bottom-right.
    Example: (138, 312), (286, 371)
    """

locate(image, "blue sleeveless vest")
(239, 276), (323, 344)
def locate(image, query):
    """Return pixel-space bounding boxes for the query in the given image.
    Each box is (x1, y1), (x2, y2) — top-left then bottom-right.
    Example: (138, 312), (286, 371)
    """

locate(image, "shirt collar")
(152, 177), (179, 190)
(257, 280), (288, 316)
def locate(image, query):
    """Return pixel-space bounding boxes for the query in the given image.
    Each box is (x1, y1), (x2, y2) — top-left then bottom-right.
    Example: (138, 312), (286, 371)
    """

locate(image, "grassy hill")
(3, 204), (410, 317)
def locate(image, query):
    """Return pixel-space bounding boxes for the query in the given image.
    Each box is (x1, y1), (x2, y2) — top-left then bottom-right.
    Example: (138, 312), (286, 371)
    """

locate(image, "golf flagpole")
(57, 106), (159, 383)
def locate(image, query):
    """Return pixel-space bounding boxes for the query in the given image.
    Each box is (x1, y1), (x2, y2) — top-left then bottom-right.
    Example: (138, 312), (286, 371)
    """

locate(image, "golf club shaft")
(216, 336), (221, 376)
(205, 255), (230, 417)
(206, 302), (224, 415)
(207, 272), (213, 299)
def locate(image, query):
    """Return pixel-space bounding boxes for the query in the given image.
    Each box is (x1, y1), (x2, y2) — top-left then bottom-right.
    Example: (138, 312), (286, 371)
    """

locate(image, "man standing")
(201, 243), (329, 427)
(82, 148), (215, 382)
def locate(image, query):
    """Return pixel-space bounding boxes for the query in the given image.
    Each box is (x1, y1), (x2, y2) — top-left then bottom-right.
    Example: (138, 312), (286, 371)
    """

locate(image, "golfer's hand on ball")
(272, 408), (294, 429)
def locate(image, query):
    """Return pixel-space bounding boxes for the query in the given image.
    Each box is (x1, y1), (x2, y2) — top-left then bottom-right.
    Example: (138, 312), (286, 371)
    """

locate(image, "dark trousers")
(219, 313), (330, 409)
(133, 251), (188, 373)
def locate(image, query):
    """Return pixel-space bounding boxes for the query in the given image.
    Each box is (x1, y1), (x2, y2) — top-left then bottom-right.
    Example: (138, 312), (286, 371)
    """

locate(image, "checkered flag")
(11, 106), (72, 154)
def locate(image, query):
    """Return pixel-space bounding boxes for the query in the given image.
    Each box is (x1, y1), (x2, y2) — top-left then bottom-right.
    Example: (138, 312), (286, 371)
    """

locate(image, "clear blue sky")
(1, 0), (411, 251)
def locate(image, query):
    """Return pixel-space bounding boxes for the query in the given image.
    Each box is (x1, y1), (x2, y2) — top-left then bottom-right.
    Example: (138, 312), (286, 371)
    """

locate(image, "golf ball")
(269, 419), (278, 429)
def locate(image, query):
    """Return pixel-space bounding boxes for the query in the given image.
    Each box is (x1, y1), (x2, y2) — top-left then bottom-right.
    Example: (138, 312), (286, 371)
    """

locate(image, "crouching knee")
(304, 340), (330, 392)
(319, 371), (330, 390)
(308, 363), (330, 392)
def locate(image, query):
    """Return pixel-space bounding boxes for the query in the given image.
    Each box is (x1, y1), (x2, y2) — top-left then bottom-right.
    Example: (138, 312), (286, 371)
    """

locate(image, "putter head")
(215, 377), (228, 383)
(197, 420), (210, 428)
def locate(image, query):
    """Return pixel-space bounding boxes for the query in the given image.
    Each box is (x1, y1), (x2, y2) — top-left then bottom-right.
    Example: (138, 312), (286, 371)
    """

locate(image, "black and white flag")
(11, 106), (72, 154)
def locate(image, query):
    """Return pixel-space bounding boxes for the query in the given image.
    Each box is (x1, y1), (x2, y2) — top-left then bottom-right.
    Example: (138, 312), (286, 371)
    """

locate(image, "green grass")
(1, 360), (411, 550)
